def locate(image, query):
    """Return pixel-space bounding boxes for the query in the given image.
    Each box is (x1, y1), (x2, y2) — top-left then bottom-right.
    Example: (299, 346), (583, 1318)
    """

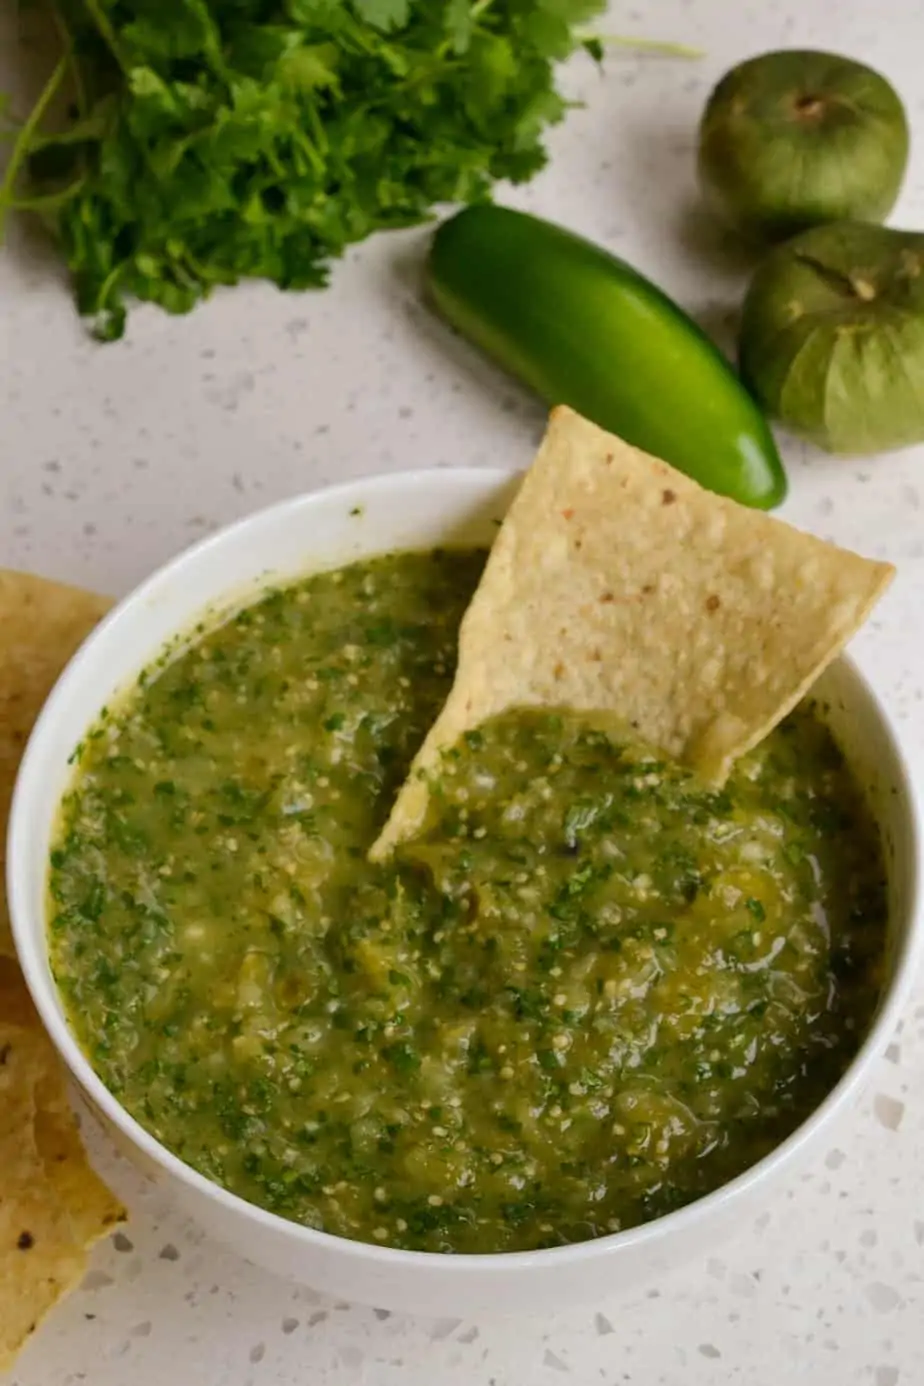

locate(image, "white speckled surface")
(3, 2), (924, 1382)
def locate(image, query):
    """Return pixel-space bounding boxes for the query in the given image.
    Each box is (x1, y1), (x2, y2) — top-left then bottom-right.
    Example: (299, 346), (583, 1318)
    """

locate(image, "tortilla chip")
(0, 981), (125, 1371)
(371, 407), (894, 859)
(33, 1071), (124, 1248)
(0, 571), (111, 955)
(0, 572), (124, 1371)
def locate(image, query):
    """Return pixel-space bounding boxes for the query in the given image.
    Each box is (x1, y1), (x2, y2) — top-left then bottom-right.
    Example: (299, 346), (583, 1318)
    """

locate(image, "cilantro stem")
(81, 0), (131, 74)
(3, 181), (85, 214)
(303, 101), (328, 161)
(0, 55), (67, 235)
(97, 258), (124, 302)
(584, 34), (704, 59)
(48, 0), (87, 118)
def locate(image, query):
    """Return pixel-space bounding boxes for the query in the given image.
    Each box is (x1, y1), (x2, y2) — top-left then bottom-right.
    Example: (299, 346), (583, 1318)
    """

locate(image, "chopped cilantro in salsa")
(48, 549), (888, 1254)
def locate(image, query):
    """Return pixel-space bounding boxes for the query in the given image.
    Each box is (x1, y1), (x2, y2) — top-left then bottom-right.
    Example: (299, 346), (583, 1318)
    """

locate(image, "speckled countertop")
(3, 1), (924, 1382)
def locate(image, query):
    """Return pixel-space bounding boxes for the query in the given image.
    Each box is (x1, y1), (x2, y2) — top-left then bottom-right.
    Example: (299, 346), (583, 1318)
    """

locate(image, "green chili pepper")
(427, 205), (787, 509)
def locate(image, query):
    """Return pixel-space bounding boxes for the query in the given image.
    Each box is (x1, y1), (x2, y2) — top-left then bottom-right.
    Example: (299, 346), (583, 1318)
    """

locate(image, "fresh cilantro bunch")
(0, 0), (605, 339)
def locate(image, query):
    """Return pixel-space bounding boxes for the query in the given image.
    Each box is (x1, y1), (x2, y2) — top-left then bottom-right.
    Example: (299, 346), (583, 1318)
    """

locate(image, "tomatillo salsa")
(48, 549), (888, 1254)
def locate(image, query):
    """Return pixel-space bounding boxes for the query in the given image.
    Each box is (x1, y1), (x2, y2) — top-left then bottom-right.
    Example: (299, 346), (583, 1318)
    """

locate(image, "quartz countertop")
(2, 2), (924, 1382)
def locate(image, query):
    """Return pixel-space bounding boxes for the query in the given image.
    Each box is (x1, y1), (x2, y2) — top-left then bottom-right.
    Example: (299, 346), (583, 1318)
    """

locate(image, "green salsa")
(48, 548), (888, 1254)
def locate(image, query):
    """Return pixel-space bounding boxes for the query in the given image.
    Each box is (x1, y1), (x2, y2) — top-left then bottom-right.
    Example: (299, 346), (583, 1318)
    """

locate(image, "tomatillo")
(698, 50), (909, 244)
(739, 221), (924, 454)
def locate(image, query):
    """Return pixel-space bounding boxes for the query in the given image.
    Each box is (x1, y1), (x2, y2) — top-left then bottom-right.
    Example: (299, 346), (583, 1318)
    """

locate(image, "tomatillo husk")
(698, 50), (909, 244)
(739, 221), (924, 455)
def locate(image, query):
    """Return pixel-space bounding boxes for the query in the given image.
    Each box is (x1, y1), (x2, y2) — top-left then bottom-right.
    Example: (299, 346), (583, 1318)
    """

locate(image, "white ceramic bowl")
(8, 469), (924, 1317)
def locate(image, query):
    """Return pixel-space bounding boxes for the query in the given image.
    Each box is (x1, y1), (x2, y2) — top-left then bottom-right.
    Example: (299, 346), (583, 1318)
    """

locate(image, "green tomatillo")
(739, 221), (924, 454)
(698, 50), (909, 243)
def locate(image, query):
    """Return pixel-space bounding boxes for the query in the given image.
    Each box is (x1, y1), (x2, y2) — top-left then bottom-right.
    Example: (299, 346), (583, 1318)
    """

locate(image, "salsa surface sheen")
(49, 548), (888, 1254)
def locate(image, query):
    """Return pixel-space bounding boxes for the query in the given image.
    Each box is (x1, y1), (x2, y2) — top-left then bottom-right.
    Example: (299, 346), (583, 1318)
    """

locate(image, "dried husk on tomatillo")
(739, 222), (924, 455)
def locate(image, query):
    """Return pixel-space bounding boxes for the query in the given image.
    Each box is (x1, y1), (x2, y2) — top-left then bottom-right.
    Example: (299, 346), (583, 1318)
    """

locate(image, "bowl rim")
(8, 465), (924, 1277)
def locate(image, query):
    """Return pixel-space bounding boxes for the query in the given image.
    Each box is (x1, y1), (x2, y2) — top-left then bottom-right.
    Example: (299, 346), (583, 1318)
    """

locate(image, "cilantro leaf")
(444, 0), (475, 54)
(352, 0), (411, 32)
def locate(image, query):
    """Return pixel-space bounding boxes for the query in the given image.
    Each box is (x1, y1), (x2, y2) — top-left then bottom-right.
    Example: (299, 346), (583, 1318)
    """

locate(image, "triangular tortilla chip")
(0, 570), (111, 955)
(0, 573), (124, 1371)
(371, 407), (893, 859)
(0, 973), (126, 1372)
